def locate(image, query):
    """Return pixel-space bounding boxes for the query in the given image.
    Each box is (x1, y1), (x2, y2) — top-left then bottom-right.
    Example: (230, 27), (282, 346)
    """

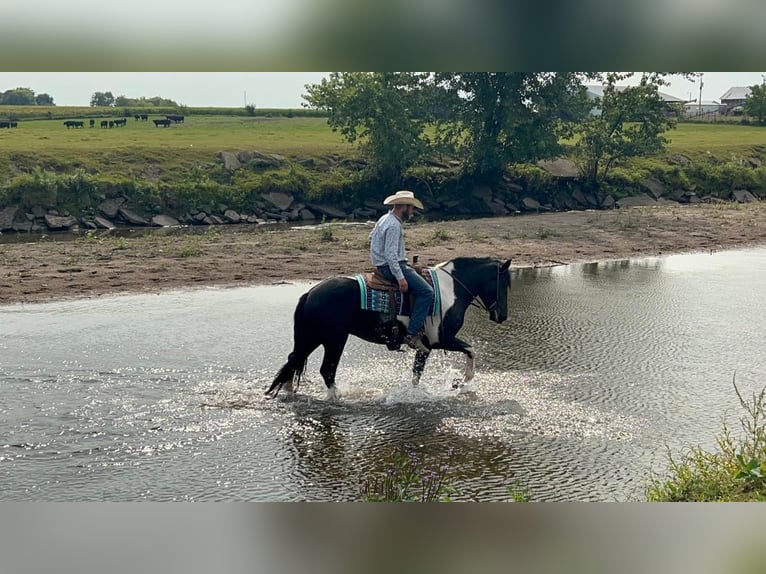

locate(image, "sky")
(0, 72), (764, 108)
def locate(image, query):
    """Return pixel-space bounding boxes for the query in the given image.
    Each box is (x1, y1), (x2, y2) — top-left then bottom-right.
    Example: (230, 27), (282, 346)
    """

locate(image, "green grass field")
(1, 110), (764, 185)
(0, 114), (352, 181)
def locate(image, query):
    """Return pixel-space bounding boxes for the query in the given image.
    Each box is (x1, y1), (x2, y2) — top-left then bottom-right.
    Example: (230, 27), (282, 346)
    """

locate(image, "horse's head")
(483, 258), (511, 324)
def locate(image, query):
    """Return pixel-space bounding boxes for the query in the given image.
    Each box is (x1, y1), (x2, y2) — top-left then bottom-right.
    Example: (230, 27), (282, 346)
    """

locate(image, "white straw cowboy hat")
(383, 190), (424, 209)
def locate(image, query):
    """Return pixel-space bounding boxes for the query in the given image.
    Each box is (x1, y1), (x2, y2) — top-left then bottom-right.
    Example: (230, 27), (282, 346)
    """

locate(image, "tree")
(35, 93), (55, 106)
(303, 72), (430, 179)
(90, 91), (115, 107)
(744, 83), (766, 124)
(573, 73), (681, 186)
(429, 73), (593, 179)
(0, 87), (37, 105)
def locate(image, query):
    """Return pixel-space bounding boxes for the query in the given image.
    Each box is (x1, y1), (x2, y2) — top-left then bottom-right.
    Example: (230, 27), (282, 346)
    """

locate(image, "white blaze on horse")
(265, 257), (512, 400)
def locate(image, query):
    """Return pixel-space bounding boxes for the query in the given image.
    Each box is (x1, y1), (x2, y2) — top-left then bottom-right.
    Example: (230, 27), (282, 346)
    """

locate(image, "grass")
(0, 114), (353, 183)
(666, 122), (766, 158)
(647, 376), (766, 501)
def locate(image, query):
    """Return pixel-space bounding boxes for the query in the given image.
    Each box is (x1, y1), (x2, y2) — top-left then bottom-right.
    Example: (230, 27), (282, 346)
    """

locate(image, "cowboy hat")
(383, 190), (424, 209)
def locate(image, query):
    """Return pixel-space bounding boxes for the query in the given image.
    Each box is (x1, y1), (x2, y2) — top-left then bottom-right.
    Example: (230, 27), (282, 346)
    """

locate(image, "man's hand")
(398, 278), (409, 293)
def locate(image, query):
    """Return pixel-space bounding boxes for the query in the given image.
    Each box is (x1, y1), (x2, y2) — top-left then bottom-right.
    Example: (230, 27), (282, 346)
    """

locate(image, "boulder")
(0, 206), (19, 231)
(44, 214), (78, 230)
(262, 191), (294, 211)
(640, 177), (665, 199)
(521, 197), (543, 211)
(731, 189), (756, 203)
(668, 154), (691, 166)
(617, 193), (657, 208)
(98, 198), (125, 218)
(305, 203), (348, 219)
(152, 214), (180, 227)
(470, 184), (493, 201)
(536, 158), (579, 178)
(118, 207), (150, 226)
(218, 151), (241, 170)
(223, 209), (241, 223)
(94, 216), (116, 230)
(601, 195), (616, 209)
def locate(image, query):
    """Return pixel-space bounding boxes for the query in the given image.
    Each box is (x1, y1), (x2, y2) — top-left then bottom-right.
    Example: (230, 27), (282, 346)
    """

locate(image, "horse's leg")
(411, 349), (431, 386)
(438, 336), (476, 386)
(319, 335), (348, 401)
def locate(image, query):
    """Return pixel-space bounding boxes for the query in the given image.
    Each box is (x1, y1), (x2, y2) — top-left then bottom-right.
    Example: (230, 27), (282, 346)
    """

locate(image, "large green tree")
(429, 72), (593, 178)
(90, 91), (115, 107)
(303, 72), (430, 179)
(744, 83), (766, 124)
(0, 87), (37, 105)
(573, 72), (682, 186)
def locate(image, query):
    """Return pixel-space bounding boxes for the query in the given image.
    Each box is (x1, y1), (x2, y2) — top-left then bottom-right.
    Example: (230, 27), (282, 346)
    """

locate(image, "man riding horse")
(369, 190), (434, 353)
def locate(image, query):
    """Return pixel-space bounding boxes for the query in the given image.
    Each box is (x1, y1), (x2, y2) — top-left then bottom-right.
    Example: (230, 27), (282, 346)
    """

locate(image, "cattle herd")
(0, 115), (185, 131)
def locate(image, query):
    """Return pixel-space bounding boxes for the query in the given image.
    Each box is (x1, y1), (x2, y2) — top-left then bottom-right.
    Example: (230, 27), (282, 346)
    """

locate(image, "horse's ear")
(500, 259), (511, 272)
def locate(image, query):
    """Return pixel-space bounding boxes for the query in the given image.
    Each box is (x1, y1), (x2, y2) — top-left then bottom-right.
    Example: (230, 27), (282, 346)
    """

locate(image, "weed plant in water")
(359, 446), (455, 502)
(647, 376), (766, 501)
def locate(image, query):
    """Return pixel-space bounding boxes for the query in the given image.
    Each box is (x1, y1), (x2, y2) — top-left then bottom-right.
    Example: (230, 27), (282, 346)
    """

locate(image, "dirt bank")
(1, 202), (765, 305)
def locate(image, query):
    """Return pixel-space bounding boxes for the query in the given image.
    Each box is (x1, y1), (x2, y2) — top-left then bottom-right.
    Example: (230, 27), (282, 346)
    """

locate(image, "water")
(1, 248), (765, 501)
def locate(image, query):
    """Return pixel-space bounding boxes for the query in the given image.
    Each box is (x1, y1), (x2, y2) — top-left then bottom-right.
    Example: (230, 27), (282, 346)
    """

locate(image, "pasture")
(0, 114), (352, 182)
(0, 111), (764, 186)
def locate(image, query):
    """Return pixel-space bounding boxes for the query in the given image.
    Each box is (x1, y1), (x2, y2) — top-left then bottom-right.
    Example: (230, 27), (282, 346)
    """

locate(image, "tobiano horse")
(266, 257), (511, 400)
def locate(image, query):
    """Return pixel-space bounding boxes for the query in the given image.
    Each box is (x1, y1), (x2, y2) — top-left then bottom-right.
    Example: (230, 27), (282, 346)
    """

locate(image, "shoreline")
(2, 202), (765, 305)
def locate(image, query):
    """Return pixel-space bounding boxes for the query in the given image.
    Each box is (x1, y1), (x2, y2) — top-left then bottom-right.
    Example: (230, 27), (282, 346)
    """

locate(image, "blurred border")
(2, 0), (766, 70)
(1, 503), (765, 574)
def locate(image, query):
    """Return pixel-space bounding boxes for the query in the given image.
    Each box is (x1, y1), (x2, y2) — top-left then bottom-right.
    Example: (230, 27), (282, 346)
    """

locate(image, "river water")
(2, 248), (765, 501)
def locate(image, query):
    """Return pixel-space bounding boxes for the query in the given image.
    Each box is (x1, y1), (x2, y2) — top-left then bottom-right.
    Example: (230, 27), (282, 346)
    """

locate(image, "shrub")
(647, 376), (766, 501)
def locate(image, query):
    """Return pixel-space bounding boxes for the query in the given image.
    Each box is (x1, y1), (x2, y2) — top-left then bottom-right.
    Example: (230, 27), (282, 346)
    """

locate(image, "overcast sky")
(0, 72), (763, 107)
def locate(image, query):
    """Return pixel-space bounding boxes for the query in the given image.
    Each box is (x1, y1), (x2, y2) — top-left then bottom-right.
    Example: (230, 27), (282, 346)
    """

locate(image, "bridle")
(442, 261), (507, 316)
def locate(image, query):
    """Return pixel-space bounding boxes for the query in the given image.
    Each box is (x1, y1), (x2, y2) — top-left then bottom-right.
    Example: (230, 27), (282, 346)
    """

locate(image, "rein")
(442, 262), (504, 314)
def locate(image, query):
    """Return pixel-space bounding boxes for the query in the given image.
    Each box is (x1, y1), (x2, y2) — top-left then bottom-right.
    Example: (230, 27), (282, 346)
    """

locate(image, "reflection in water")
(1, 248), (765, 500)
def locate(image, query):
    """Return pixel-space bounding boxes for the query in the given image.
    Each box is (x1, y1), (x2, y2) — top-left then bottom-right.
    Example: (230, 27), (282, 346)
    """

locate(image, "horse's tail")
(265, 292), (312, 398)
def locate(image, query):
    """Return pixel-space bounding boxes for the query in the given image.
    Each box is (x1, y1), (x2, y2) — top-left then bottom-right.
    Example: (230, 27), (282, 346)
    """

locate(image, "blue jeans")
(377, 262), (434, 336)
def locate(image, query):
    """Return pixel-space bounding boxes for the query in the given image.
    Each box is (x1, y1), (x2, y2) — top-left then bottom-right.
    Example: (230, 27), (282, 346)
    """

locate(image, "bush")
(647, 376), (766, 501)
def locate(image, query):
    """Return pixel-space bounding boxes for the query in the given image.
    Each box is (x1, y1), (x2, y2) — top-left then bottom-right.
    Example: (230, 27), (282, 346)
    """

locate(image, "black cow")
(153, 119), (171, 127)
(89, 119), (95, 128)
(166, 114), (185, 123)
(0, 121), (9, 128)
(140, 114), (148, 121)
(100, 120), (108, 128)
(64, 120), (84, 128)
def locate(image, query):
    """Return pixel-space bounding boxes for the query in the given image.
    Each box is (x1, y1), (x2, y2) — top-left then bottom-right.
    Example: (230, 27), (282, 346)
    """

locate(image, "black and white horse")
(266, 257), (511, 400)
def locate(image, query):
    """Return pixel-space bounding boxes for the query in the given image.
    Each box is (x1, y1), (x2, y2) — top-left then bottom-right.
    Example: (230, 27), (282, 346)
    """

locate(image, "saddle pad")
(355, 269), (441, 316)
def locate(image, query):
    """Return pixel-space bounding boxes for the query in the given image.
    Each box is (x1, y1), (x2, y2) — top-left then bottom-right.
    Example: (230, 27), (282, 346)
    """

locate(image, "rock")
(305, 203), (348, 219)
(744, 157), (762, 168)
(537, 158), (579, 178)
(12, 220), (32, 233)
(118, 207), (150, 226)
(152, 214), (180, 227)
(218, 151), (241, 170)
(640, 177), (665, 199)
(521, 197), (543, 211)
(0, 206), (19, 231)
(222, 209), (240, 223)
(617, 193), (657, 208)
(601, 195), (616, 209)
(44, 214), (78, 230)
(94, 216), (116, 229)
(237, 150), (284, 168)
(470, 184), (493, 201)
(299, 209), (315, 221)
(98, 198), (125, 218)
(731, 189), (756, 203)
(668, 154), (691, 166)
(262, 191), (294, 211)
